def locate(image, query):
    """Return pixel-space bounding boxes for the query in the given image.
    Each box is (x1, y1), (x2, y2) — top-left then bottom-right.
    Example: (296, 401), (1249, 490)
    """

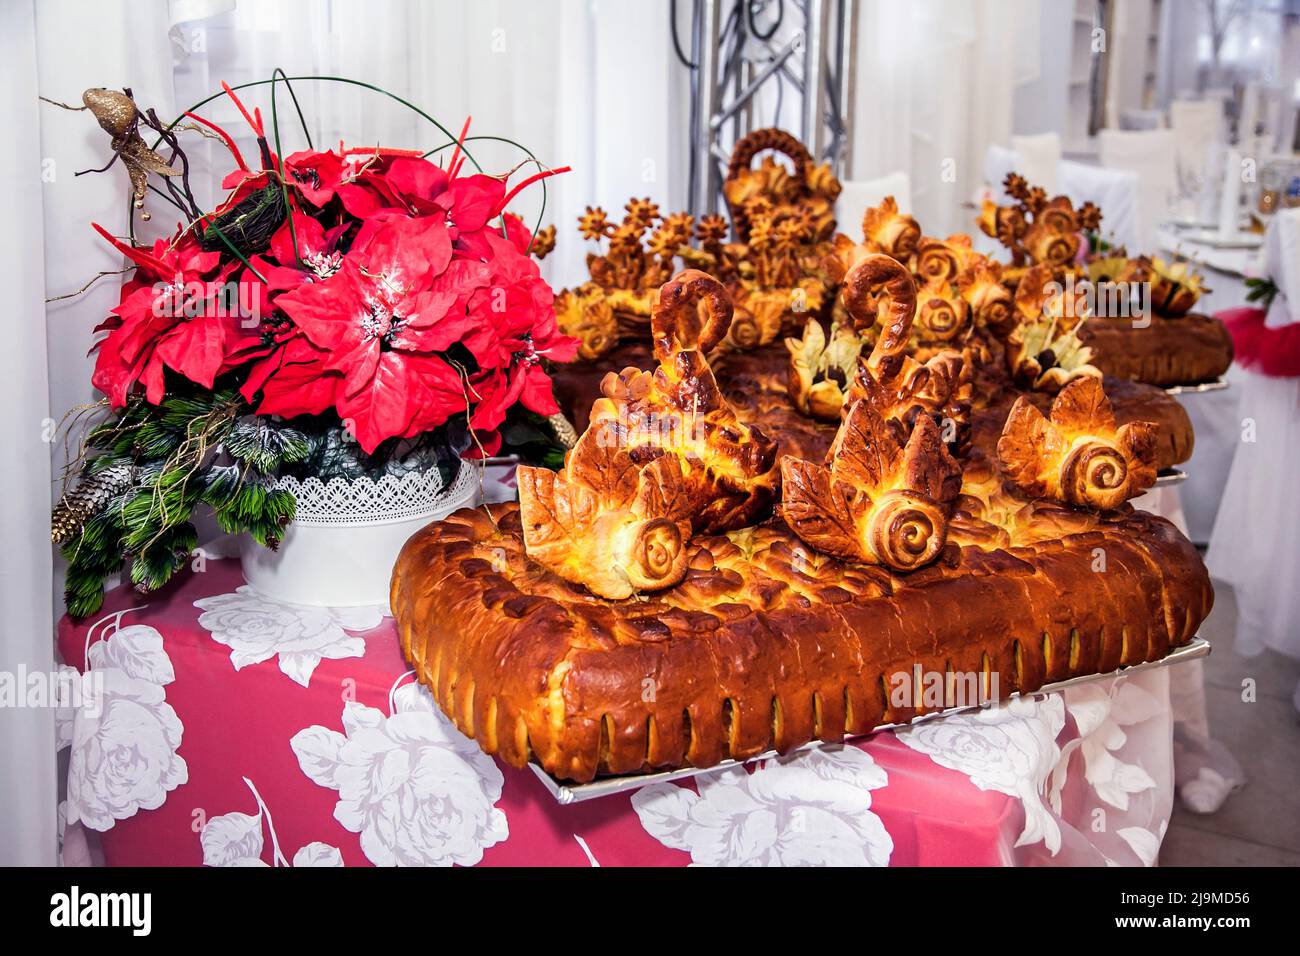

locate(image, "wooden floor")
(1159, 581), (1300, 866)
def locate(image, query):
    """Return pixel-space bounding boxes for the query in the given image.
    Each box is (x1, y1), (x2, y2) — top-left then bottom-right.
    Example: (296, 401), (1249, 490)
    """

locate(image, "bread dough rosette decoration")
(554, 201), (720, 360)
(824, 195), (921, 281)
(997, 376), (1157, 511)
(842, 254), (973, 449)
(519, 270), (779, 597)
(826, 198), (1013, 355)
(729, 212), (829, 349)
(978, 173), (1100, 281)
(517, 422), (694, 599)
(723, 127), (840, 245)
(721, 129), (839, 346)
(785, 253), (972, 444)
(780, 255), (968, 573)
(956, 259), (1015, 337)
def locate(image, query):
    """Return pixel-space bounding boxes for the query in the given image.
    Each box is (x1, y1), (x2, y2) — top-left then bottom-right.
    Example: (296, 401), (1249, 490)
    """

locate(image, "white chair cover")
(1098, 128), (1178, 251)
(836, 172), (913, 240)
(981, 144), (1140, 252)
(1263, 208), (1300, 330)
(1058, 161), (1141, 252)
(1169, 99), (1223, 186)
(1010, 132), (1061, 194)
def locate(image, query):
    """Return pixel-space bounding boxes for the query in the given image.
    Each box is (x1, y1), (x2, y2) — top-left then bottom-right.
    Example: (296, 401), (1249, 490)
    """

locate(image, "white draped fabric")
(982, 144), (1142, 252)
(1208, 210), (1300, 710)
(0, 0), (58, 868)
(2, 0), (175, 868)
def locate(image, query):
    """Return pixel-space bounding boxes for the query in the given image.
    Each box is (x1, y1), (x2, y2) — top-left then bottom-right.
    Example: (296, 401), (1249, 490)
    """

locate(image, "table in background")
(1155, 225), (1256, 544)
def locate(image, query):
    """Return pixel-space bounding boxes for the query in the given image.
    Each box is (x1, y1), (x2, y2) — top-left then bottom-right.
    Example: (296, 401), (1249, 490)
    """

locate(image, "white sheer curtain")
(2, 0), (174, 867)
(851, 0), (1023, 234)
(1, 0), (57, 868)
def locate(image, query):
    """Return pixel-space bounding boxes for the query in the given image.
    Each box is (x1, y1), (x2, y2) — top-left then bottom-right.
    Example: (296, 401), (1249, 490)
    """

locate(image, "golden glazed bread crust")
(1079, 313), (1234, 386)
(392, 502), (1212, 783)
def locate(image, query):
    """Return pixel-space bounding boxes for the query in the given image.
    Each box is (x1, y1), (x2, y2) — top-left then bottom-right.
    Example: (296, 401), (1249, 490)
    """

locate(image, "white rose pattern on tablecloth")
(62, 615), (188, 833)
(290, 678), (508, 866)
(631, 746), (893, 866)
(194, 585), (382, 688)
(1116, 818), (1167, 867)
(200, 776), (343, 867)
(1056, 679), (1161, 811)
(897, 695), (1066, 854)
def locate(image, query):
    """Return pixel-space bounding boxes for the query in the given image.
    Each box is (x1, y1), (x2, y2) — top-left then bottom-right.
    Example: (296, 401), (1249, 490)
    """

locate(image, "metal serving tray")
(529, 636), (1210, 804)
(1155, 468), (1187, 487)
(1165, 379), (1229, 396)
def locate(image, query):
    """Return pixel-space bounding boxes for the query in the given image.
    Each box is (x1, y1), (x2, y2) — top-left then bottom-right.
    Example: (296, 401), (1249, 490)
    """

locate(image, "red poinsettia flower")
(269, 210), (350, 278)
(274, 215), (473, 451)
(468, 359), (561, 432)
(241, 331), (338, 419)
(90, 223), (224, 335)
(282, 149), (347, 207)
(92, 259), (261, 406)
(456, 230), (579, 368)
(382, 157), (506, 237)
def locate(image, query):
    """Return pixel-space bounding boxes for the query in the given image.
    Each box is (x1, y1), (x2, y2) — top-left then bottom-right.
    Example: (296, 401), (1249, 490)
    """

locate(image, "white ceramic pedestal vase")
(240, 462), (480, 607)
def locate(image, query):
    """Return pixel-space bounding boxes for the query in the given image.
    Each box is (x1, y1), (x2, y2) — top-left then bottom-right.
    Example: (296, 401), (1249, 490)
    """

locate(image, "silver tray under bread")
(529, 636), (1210, 803)
(1165, 379), (1229, 396)
(1155, 468), (1187, 487)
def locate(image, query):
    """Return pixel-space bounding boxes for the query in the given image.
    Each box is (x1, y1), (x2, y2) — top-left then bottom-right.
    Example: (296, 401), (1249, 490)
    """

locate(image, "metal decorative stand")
(679, 0), (859, 217)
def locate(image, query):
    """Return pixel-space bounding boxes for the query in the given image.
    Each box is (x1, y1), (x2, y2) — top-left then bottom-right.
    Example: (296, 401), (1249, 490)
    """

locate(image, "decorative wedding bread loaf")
(394, 261), (1212, 783)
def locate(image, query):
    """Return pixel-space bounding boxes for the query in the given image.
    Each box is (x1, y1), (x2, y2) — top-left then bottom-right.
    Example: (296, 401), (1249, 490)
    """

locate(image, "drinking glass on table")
(1255, 160), (1286, 223)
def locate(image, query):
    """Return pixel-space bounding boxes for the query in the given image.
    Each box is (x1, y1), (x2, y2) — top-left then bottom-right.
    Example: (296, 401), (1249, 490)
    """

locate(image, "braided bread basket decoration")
(394, 257), (1212, 783)
(723, 127), (841, 244)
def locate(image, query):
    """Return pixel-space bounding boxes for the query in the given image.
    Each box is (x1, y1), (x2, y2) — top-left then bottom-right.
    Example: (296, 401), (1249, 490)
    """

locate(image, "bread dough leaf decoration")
(589, 270), (780, 534)
(517, 421), (694, 599)
(1148, 256), (1207, 317)
(862, 195), (922, 260)
(1006, 264), (1101, 391)
(780, 398), (962, 571)
(978, 172), (1101, 269)
(997, 376), (1157, 511)
(785, 319), (866, 421)
(837, 254), (973, 451)
(522, 271), (780, 597)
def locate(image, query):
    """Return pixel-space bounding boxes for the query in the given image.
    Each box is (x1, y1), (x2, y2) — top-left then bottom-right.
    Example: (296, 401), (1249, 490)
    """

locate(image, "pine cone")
(51, 465), (134, 544)
(547, 413), (580, 450)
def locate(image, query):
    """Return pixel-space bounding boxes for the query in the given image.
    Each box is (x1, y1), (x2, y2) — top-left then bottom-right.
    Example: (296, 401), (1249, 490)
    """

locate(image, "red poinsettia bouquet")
(91, 85), (574, 455)
(52, 78), (574, 616)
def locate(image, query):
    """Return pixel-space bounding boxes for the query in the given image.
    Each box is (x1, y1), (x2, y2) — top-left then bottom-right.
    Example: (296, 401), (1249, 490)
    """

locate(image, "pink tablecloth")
(56, 558), (1177, 867)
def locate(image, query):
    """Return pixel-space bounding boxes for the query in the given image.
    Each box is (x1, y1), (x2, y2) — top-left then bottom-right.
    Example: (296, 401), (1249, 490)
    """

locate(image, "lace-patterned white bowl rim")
(274, 462), (481, 526)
